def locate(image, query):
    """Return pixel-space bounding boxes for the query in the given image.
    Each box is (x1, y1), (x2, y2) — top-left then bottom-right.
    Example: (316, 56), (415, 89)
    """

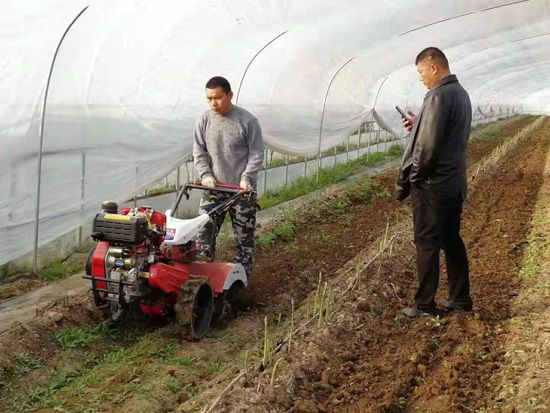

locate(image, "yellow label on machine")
(104, 214), (131, 221)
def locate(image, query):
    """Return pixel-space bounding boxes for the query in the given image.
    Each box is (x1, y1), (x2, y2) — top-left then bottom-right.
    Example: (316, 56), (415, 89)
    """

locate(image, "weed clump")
(40, 258), (83, 282)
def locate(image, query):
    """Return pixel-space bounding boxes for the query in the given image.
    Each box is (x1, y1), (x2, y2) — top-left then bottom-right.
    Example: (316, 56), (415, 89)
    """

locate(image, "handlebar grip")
(192, 181), (243, 190)
(187, 182), (243, 194)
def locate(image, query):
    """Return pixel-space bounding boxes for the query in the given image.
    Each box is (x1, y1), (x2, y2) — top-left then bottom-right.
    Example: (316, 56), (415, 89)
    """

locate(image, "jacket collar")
(425, 74), (457, 97)
(431, 74), (457, 91)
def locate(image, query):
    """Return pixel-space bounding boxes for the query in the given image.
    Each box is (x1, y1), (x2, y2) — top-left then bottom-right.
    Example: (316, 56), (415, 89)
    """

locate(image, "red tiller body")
(140, 261), (238, 316)
(85, 183), (250, 337)
(91, 241), (109, 290)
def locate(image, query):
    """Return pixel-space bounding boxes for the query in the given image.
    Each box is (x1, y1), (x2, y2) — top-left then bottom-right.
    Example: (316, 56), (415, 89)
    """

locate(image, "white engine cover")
(163, 213), (210, 246)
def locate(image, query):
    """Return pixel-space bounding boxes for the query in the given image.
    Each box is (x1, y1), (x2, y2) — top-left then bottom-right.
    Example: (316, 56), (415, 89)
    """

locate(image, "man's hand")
(202, 176), (216, 188)
(240, 178), (252, 192)
(395, 184), (410, 202)
(402, 111), (417, 133)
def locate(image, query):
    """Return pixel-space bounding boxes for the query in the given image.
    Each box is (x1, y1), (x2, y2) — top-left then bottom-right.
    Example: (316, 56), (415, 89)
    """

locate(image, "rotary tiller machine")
(84, 183), (250, 339)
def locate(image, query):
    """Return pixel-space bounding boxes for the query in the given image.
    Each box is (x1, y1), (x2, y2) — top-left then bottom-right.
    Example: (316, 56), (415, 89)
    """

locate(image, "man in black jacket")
(396, 47), (473, 317)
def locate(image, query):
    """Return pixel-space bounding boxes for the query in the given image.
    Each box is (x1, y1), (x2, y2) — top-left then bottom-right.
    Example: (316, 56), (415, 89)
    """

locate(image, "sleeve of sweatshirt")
(241, 117), (265, 184)
(192, 113), (214, 180)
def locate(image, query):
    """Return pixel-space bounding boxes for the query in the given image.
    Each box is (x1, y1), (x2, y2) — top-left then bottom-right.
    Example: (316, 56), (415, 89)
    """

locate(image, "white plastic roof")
(1, 0), (549, 265)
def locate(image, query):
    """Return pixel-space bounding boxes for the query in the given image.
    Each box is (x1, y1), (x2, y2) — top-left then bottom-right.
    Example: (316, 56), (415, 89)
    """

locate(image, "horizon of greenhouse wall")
(0, 130), (403, 277)
(0, 111), (510, 276)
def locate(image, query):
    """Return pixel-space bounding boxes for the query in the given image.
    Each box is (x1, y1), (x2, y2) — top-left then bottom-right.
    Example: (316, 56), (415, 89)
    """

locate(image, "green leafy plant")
(167, 378), (184, 393)
(388, 144), (405, 156)
(273, 221), (297, 238)
(473, 126), (502, 141)
(327, 195), (351, 210)
(166, 356), (198, 367)
(40, 258), (83, 281)
(14, 353), (44, 375)
(474, 351), (488, 362)
(206, 363), (225, 375)
(53, 326), (100, 349)
(397, 395), (407, 409)
(257, 233), (276, 250)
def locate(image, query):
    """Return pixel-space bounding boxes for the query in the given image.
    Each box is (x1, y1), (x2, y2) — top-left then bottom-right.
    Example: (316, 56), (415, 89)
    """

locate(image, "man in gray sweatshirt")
(193, 76), (264, 277)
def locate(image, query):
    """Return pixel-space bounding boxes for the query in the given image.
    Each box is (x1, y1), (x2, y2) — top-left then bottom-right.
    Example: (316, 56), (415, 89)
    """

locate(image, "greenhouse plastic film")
(1, 0), (549, 265)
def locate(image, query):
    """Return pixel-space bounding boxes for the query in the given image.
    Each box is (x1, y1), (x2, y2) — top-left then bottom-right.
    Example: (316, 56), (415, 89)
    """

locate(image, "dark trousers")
(198, 192), (257, 276)
(411, 184), (471, 310)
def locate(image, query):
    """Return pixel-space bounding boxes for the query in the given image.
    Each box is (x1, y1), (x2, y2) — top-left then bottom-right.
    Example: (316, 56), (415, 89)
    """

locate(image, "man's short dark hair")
(205, 76), (231, 94)
(415, 47), (449, 69)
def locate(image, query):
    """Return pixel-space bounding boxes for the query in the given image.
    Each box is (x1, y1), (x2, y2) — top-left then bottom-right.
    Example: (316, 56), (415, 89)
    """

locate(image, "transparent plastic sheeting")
(1, 0), (549, 265)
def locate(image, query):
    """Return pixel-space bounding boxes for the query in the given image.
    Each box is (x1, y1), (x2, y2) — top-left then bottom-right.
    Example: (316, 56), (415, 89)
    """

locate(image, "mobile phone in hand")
(395, 105), (412, 122)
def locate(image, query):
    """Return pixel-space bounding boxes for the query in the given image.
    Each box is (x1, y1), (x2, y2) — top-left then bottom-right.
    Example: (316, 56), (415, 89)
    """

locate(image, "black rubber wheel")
(212, 295), (233, 328)
(85, 248), (94, 275)
(226, 281), (253, 310)
(191, 283), (214, 338)
(175, 279), (213, 341)
(107, 303), (130, 327)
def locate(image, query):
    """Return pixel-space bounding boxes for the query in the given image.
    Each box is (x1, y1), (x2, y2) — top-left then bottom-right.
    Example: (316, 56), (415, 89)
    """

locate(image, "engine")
(89, 202), (166, 316)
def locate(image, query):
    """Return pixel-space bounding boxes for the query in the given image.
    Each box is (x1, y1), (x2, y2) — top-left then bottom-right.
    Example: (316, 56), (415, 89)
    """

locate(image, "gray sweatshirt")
(193, 106), (264, 186)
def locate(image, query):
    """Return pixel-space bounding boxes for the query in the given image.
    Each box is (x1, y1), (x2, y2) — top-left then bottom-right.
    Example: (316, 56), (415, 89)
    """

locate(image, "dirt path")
(0, 274), (85, 335)
(0, 116), (539, 413)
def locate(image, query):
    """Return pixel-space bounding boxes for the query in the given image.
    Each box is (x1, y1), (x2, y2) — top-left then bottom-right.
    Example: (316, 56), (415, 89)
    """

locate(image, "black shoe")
(401, 306), (441, 318)
(438, 299), (472, 313)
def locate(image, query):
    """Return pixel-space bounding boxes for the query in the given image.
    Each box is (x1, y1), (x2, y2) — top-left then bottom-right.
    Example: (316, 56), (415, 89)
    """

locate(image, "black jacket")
(396, 74), (472, 201)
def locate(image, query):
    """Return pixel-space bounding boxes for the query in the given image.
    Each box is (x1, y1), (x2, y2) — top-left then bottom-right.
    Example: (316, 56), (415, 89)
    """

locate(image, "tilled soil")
(466, 116), (533, 165)
(248, 116), (535, 310)
(406, 118), (549, 411)
(0, 116), (540, 413)
(216, 116), (548, 412)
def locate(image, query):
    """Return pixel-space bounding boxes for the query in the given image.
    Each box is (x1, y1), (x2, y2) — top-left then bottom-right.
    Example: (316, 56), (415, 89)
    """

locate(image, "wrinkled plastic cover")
(1, 0), (549, 265)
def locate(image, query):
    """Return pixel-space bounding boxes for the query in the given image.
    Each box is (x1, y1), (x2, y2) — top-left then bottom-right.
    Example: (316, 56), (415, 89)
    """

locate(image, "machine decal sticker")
(165, 228), (175, 240)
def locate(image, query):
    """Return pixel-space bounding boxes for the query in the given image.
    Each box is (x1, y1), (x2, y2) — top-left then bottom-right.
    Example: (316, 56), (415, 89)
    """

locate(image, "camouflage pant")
(198, 192), (257, 276)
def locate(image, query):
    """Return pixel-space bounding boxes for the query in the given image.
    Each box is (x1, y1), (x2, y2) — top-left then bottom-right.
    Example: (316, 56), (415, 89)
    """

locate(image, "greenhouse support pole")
(367, 124), (371, 161)
(367, 75), (392, 156)
(262, 148), (268, 194)
(357, 127), (361, 159)
(235, 31), (287, 104)
(317, 56), (356, 182)
(33, 5), (89, 273)
(284, 155), (289, 186)
(185, 161), (191, 183)
(78, 151), (86, 245)
(316, 148), (322, 182)
(133, 166), (140, 207)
